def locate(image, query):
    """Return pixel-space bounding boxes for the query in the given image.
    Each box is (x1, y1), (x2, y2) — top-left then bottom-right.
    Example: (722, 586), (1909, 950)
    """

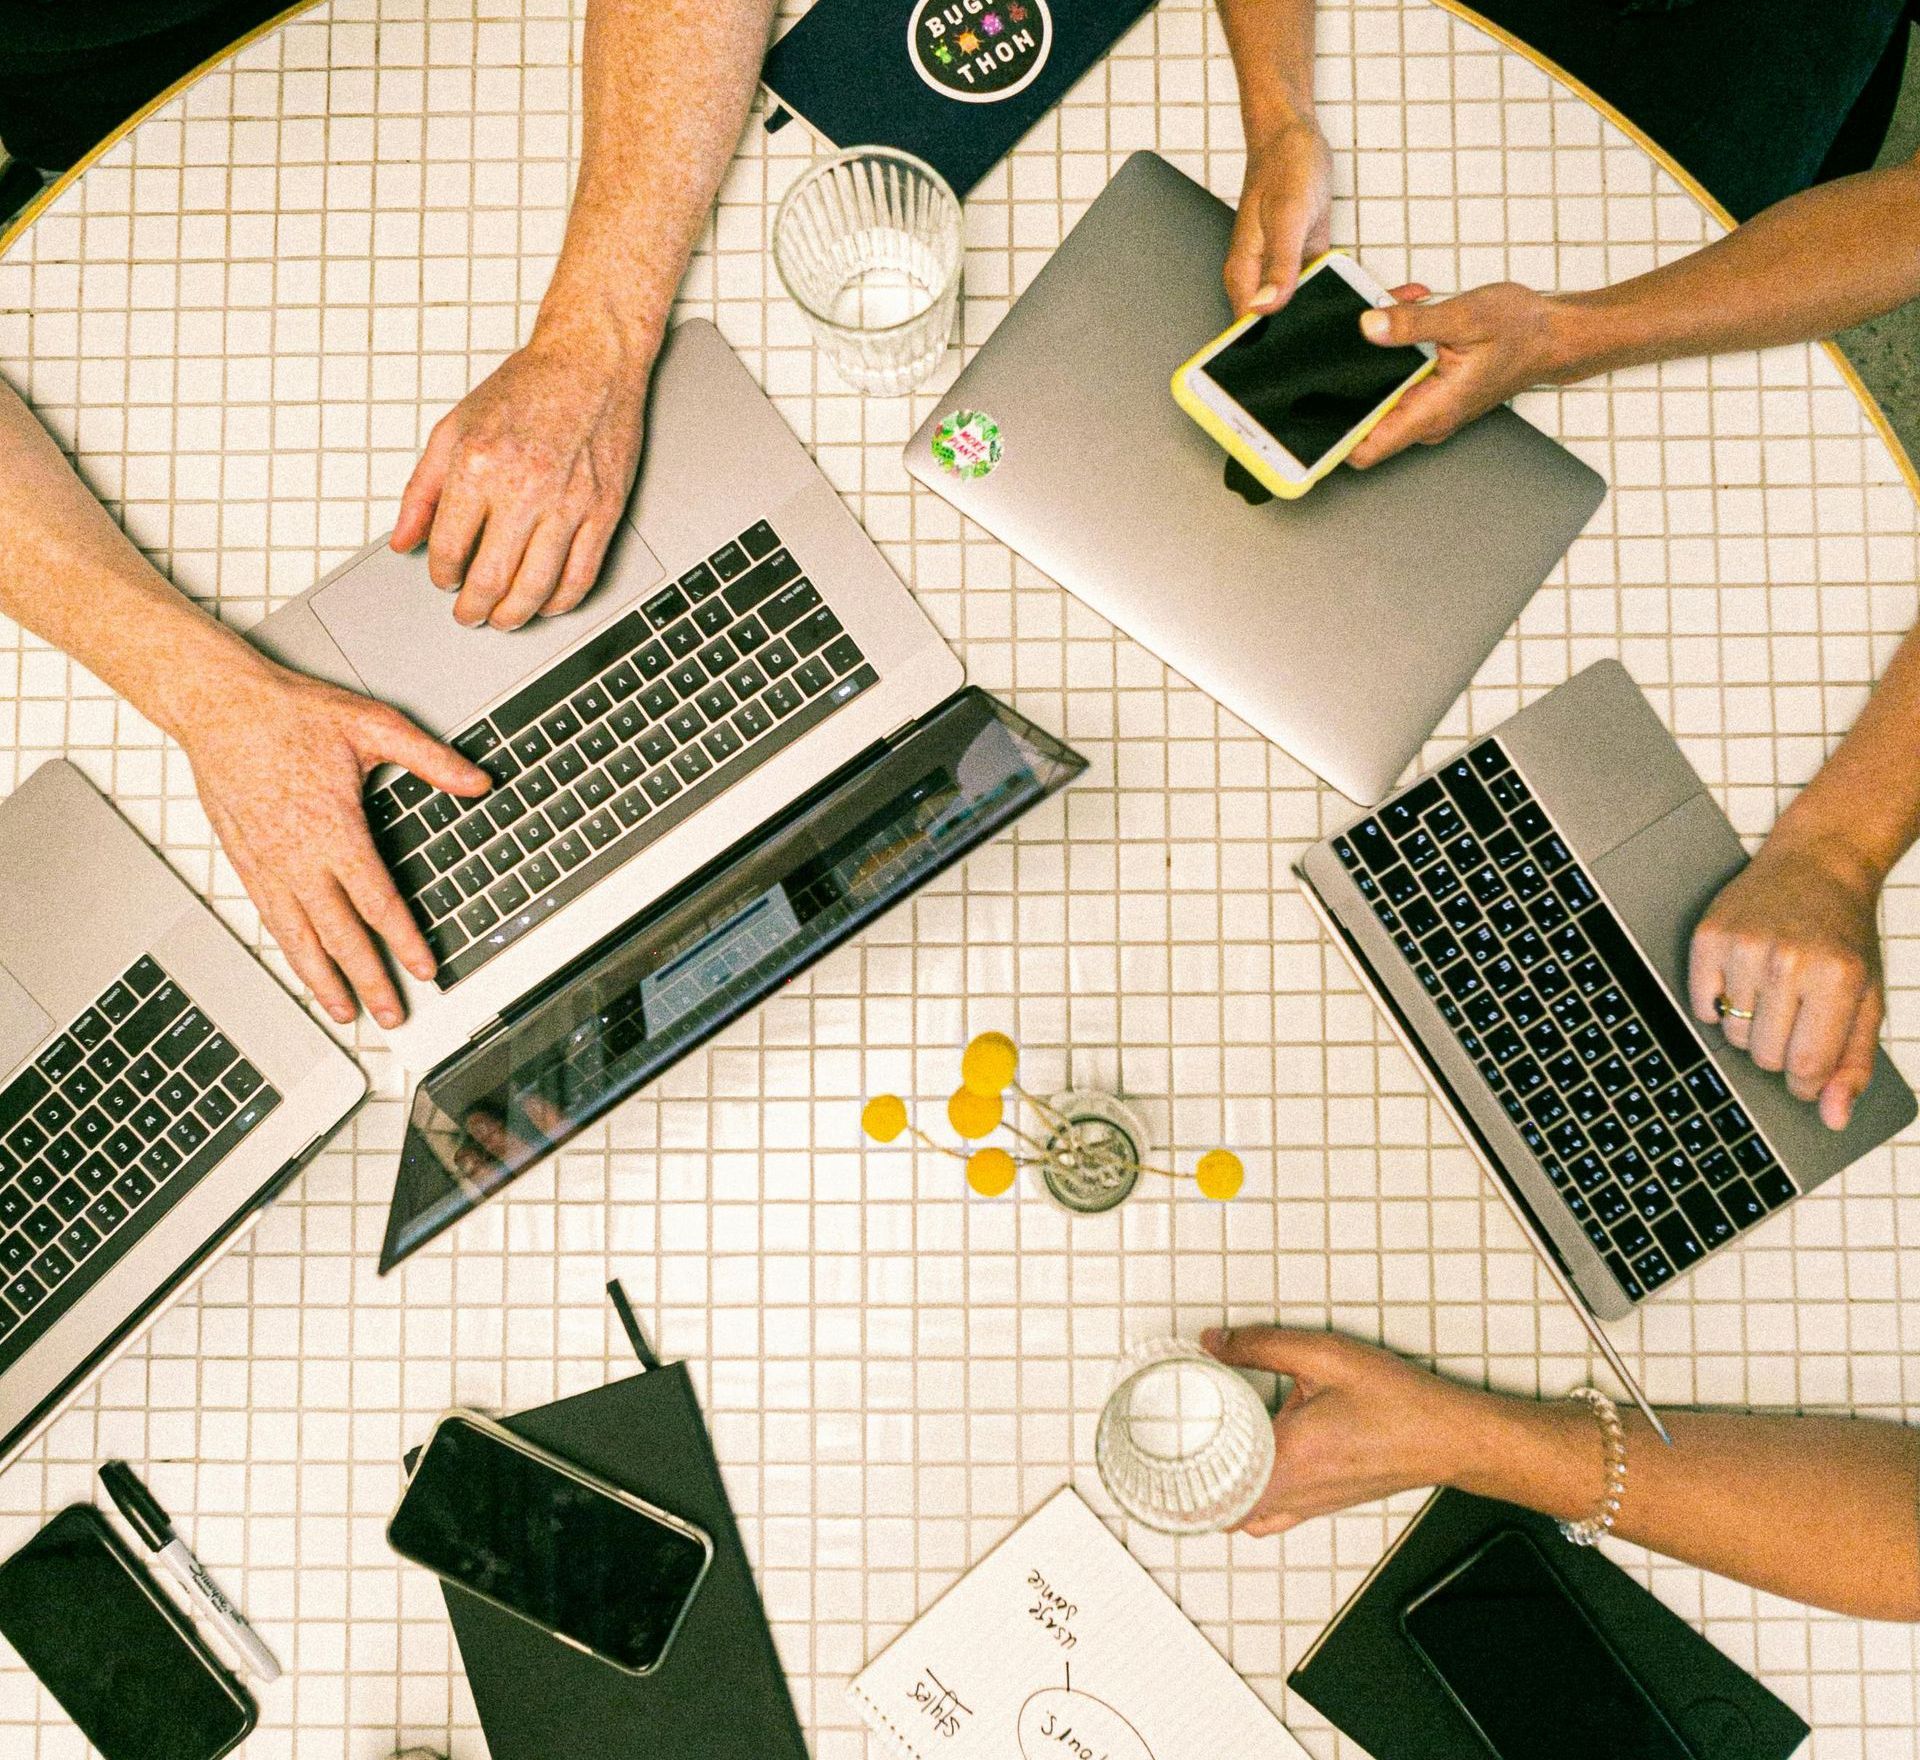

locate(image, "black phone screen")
(0, 1505), (254, 1760)
(1402, 1530), (1696, 1760)
(1199, 267), (1429, 468)
(389, 1415), (710, 1672)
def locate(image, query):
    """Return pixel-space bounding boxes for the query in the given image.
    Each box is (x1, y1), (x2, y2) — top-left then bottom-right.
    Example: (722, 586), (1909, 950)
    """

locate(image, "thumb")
(360, 704), (492, 797)
(392, 419), (457, 553)
(1359, 296), (1453, 349)
(1820, 992), (1884, 1131)
(1202, 1324), (1337, 1380)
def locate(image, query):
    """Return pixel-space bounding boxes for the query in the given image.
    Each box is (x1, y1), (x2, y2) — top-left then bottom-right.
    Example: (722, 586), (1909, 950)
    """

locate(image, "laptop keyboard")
(1333, 739), (1797, 1303)
(365, 519), (878, 989)
(0, 957), (280, 1374)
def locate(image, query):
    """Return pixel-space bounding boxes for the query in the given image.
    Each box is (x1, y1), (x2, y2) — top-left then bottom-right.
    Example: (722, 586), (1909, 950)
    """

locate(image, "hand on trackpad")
(313, 521), (660, 735)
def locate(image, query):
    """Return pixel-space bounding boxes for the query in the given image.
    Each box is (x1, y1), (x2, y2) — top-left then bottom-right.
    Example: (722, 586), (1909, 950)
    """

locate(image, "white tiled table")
(2, 1), (1918, 1754)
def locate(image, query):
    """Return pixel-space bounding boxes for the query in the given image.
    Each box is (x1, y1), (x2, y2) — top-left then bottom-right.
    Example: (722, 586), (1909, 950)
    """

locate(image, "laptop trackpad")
(0, 963), (53, 1076)
(312, 519), (664, 736)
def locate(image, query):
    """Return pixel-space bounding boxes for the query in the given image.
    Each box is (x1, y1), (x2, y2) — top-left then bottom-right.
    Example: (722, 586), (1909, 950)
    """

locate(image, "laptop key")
(579, 724), (617, 765)
(141, 1142), (183, 1181)
(489, 876), (531, 915)
(612, 788), (650, 828)
(22, 1208), (58, 1248)
(4, 1272), (43, 1313)
(552, 831), (591, 870)
(524, 854), (562, 892)
(421, 878), (462, 920)
(665, 621), (702, 658)
(78, 1152), (115, 1193)
(57, 1218), (100, 1262)
(734, 701), (773, 741)
(704, 724), (744, 762)
(577, 773), (614, 809)
(458, 898), (500, 937)
(738, 519), (778, 561)
(796, 658), (834, 696)
(48, 1179), (85, 1222)
(425, 922), (468, 963)
(641, 771), (681, 806)
(98, 1081), (138, 1123)
(722, 548), (801, 617)
(1651, 1212), (1704, 1269)
(453, 856), (493, 897)
(97, 982), (137, 1024)
(517, 814), (554, 852)
(85, 1191), (127, 1233)
(31, 1091), (73, 1135)
(112, 1167), (154, 1207)
(710, 540), (750, 581)
(765, 679), (804, 718)
(0, 1191), (23, 1228)
(694, 599), (731, 637)
(156, 1009), (215, 1067)
(582, 810), (620, 849)
(44, 1137), (82, 1177)
(131, 1099), (169, 1138)
(540, 705), (583, 746)
(548, 792), (585, 830)
(732, 615), (769, 653)
(35, 1037), (83, 1084)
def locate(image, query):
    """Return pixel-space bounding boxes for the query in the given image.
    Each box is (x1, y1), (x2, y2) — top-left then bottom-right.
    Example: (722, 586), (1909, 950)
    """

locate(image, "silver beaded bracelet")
(1557, 1385), (1627, 1547)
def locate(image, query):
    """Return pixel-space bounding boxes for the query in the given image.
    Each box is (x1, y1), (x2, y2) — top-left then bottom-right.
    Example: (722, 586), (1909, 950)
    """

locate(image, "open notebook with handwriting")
(849, 1487), (1309, 1760)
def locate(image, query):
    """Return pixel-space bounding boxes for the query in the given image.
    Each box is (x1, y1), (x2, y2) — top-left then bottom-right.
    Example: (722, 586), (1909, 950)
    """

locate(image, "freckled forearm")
(535, 0), (779, 365)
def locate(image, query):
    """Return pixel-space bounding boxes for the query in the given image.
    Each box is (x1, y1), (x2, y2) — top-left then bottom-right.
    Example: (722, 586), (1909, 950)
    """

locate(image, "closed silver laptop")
(255, 319), (964, 1073)
(0, 761), (364, 1467)
(1297, 662), (1915, 1418)
(904, 150), (1608, 804)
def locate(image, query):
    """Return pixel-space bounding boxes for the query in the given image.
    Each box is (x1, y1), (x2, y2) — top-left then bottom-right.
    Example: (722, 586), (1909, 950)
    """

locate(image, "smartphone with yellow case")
(1171, 252), (1436, 499)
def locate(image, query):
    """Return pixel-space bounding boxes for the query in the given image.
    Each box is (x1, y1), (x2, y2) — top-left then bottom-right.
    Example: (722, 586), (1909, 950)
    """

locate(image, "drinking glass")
(1094, 1337), (1276, 1535)
(772, 147), (963, 395)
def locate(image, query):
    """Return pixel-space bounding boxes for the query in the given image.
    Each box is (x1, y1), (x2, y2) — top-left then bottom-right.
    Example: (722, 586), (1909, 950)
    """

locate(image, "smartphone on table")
(0, 1503), (256, 1760)
(388, 1408), (713, 1676)
(1399, 1527), (1698, 1760)
(1171, 251), (1436, 498)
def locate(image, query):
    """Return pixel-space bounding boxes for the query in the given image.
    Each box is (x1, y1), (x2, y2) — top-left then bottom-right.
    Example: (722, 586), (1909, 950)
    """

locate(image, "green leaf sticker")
(931, 409), (1003, 479)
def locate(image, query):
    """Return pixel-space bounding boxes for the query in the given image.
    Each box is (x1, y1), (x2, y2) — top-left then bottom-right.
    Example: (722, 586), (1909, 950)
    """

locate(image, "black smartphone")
(388, 1409), (713, 1675)
(1400, 1528), (1698, 1760)
(0, 1504), (256, 1760)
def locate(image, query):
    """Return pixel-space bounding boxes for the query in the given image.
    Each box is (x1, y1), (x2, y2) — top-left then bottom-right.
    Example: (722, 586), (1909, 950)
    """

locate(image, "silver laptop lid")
(905, 151), (1608, 804)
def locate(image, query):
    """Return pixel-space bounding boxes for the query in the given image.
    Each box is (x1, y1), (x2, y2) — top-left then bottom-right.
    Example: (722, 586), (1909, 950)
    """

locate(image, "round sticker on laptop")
(910, 0), (1053, 104)
(932, 409), (1003, 479)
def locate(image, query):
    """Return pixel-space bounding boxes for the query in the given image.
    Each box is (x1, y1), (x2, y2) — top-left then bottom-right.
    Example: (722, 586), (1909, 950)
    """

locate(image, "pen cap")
(98, 1459), (172, 1550)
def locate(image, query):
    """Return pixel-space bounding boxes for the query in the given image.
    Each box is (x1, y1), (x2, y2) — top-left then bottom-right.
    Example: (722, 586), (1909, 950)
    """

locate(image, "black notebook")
(762, 0), (1157, 196)
(420, 1366), (806, 1760)
(1288, 1489), (1809, 1760)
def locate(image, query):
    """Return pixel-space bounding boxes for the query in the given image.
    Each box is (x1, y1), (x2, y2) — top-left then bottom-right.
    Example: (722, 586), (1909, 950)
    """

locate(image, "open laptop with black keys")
(251, 320), (1086, 1266)
(1296, 663), (1914, 1428)
(0, 762), (363, 1468)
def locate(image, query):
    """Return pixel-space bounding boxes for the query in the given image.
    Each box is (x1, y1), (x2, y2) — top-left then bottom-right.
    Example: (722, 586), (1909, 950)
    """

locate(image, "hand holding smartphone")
(388, 1408), (713, 1676)
(1172, 252), (1435, 498)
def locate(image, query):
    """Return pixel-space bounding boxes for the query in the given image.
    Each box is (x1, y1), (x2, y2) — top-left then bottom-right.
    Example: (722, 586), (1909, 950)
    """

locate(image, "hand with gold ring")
(1689, 829), (1886, 1131)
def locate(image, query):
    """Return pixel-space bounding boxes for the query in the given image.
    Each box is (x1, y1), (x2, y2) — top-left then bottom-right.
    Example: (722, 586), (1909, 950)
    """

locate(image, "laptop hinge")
(467, 1012), (508, 1047)
(886, 716), (919, 745)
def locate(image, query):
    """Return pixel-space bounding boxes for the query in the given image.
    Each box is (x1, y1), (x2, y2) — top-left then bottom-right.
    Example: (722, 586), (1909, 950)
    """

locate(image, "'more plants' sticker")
(911, 0), (1052, 103)
(932, 410), (1003, 479)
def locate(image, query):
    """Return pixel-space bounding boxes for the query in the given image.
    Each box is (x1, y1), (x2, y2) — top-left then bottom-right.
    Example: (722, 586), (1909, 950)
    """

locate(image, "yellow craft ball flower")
(947, 1086), (1003, 1139)
(1195, 1149), (1244, 1202)
(861, 1094), (908, 1144)
(966, 1147), (1017, 1196)
(960, 1030), (1018, 1097)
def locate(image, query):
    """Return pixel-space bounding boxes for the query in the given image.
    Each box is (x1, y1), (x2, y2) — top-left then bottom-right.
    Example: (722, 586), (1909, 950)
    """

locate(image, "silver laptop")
(0, 761), (364, 1466)
(1297, 661), (1915, 1418)
(255, 318), (968, 1075)
(905, 150), (1608, 805)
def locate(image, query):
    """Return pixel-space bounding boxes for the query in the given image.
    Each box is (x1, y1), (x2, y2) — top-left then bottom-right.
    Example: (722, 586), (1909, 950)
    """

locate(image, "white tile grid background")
(0, 0), (1917, 1753)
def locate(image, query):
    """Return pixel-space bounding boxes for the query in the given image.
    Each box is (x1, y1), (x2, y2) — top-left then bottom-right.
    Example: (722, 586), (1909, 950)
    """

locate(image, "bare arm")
(1350, 150), (1920, 465)
(1213, 0), (1331, 313)
(0, 377), (488, 1026)
(1206, 1327), (1920, 1622)
(392, 0), (778, 630)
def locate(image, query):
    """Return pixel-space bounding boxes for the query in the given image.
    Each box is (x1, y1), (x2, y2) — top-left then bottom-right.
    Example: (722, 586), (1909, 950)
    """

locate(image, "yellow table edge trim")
(1427, 0), (1920, 504)
(0, 0), (1913, 506)
(0, 0), (324, 262)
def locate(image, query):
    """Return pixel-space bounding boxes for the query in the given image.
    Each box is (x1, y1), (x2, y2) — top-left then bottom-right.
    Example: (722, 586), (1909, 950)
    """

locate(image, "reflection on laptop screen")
(380, 691), (1084, 1270)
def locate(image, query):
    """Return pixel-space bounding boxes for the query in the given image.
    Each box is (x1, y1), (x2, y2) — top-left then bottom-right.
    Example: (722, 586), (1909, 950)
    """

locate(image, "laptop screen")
(380, 690), (1085, 1270)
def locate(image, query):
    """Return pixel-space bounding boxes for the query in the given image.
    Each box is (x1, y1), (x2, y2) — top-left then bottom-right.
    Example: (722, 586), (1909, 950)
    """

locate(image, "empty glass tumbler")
(1095, 1337), (1276, 1534)
(772, 147), (963, 395)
